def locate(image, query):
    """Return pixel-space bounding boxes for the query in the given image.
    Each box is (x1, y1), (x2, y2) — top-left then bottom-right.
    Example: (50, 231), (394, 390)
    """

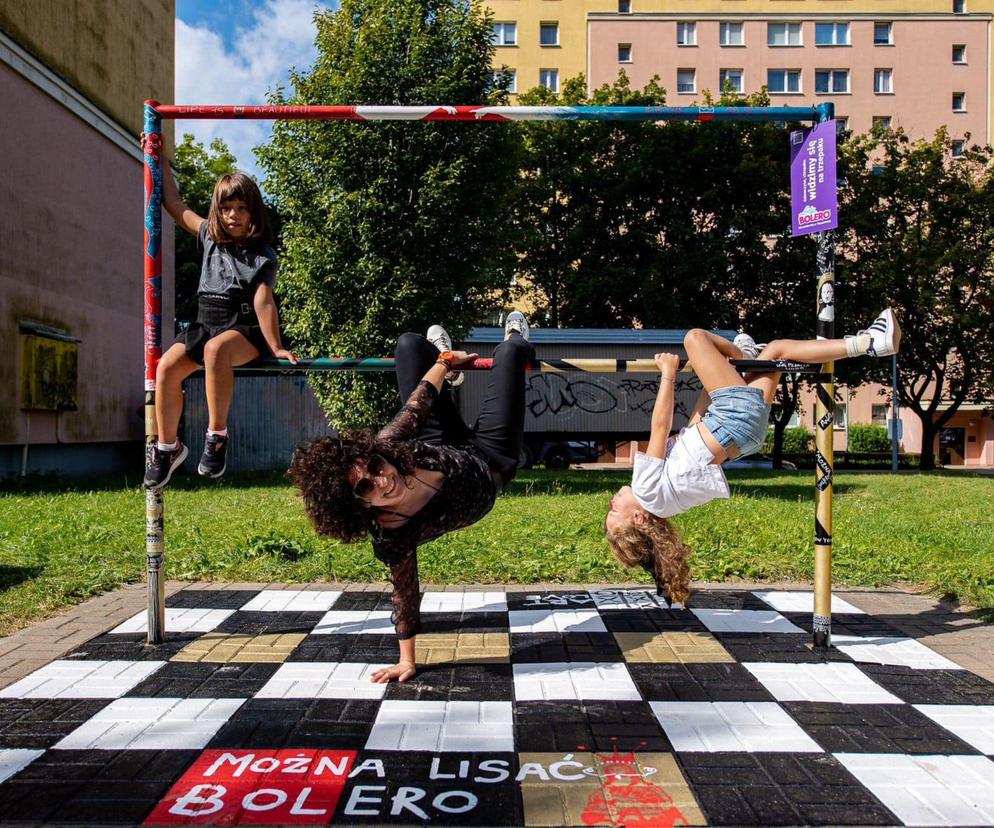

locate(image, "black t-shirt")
(197, 221), (276, 299)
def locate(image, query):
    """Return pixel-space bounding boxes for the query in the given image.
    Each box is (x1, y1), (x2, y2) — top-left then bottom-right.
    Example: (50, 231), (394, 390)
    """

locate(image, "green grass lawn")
(0, 469), (992, 636)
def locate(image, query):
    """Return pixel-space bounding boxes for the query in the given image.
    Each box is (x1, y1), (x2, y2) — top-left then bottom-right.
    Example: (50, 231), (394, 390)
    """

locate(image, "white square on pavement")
(835, 753), (994, 826)
(110, 607), (234, 634)
(649, 701), (822, 753)
(513, 662), (640, 702)
(590, 589), (669, 610)
(365, 700), (513, 752)
(744, 662), (902, 704)
(752, 591), (866, 614)
(419, 592), (508, 613)
(691, 608), (805, 634)
(833, 636), (963, 670)
(915, 705), (994, 755)
(311, 610), (394, 635)
(508, 609), (607, 634)
(0, 660), (165, 699)
(239, 589), (342, 612)
(0, 749), (44, 784)
(256, 662), (390, 700)
(55, 697), (245, 750)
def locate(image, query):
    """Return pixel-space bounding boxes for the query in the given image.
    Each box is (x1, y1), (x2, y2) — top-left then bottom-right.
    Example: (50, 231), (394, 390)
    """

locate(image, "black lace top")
(371, 381), (499, 640)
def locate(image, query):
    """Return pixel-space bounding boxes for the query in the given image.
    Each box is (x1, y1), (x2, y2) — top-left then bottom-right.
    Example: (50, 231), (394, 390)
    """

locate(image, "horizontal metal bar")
(230, 357), (821, 374)
(153, 104), (822, 123)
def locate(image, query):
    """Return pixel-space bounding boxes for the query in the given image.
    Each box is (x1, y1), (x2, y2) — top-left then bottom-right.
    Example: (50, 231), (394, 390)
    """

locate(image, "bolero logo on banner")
(790, 120), (838, 236)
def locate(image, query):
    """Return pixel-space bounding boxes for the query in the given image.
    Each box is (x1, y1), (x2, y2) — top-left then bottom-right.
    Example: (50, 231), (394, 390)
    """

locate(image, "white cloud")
(175, 0), (331, 183)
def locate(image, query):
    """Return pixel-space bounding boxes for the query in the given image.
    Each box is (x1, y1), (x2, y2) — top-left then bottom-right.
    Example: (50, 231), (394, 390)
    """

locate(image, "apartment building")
(487, 1), (990, 144)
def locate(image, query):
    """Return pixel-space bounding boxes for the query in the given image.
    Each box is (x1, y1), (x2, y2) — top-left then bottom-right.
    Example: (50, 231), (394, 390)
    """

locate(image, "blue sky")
(174, 0), (335, 182)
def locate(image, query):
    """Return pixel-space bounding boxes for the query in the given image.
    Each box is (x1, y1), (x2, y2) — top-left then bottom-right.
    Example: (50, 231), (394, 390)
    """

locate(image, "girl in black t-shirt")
(142, 144), (296, 489)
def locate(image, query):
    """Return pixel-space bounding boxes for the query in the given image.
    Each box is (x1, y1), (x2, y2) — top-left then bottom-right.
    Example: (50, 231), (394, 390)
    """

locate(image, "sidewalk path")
(0, 581), (992, 826)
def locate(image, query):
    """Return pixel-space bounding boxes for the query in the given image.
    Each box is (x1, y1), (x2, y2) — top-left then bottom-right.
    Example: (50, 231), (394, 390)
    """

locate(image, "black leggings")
(394, 332), (536, 487)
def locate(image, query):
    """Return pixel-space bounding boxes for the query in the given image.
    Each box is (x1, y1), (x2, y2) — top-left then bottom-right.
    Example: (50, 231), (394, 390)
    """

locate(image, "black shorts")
(178, 296), (270, 365)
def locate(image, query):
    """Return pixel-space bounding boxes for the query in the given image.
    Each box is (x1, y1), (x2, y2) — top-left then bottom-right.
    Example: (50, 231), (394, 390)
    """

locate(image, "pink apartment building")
(588, 13), (990, 150)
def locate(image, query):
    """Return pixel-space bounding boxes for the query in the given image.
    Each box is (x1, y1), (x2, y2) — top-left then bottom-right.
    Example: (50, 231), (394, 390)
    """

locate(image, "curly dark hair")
(605, 513), (692, 605)
(288, 431), (418, 543)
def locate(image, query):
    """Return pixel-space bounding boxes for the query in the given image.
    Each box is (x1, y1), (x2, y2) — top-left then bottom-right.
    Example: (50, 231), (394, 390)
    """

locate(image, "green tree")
(257, 0), (518, 429)
(171, 134), (237, 329)
(838, 128), (994, 469)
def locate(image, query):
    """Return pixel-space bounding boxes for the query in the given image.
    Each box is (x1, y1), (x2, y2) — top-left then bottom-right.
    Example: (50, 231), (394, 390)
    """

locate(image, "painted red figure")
(581, 750), (689, 827)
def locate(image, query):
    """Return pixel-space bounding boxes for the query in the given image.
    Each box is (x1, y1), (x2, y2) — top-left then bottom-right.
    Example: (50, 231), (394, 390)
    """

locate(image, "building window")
(815, 22), (850, 46)
(874, 68), (893, 94)
(677, 22), (697, 46)
(540, 22), (559, 47)
(951, 139), (965, 157)
(492, 22), (516, 46)
(952, 92), (966, 111)
(539, 68), (559, 92)
(834, 402), (848, 431)
(677, 68), (696, 94)
(719, 68), (744, 93)
(768, 69), (801, 94)
(872, 115), (892, 130)
(618, 43), (632, 63)
(618, 0), (632, 12)
(836, 116), (849, 134)
(953, 0), (966, 13)
(720, 22), (744, 46)
(873, 22), (893, 45)
(815, 69), (849, 94)
(872, 404), (889, 426)
(490, 69), (516, 94)
(952, 44), (967, 63)
(768, 22), (802, 47)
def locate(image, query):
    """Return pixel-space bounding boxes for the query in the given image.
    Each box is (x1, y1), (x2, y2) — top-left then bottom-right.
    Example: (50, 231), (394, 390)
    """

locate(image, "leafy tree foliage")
(257, 0), (518, 429)
(171, 134), (236, 329)
(837, 129), (994, 469)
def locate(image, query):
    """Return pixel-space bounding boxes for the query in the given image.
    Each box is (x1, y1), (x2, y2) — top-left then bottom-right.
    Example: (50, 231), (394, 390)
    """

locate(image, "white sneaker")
(504, 311), (530, 341)
(733, 332), (761, 360)
(426, 324), (464, 387)
(858, 308), (901, 357)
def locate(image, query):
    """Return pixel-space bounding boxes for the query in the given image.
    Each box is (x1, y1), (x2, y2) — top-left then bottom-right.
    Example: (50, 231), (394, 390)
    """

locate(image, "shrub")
(848, 423), (891, 453)
(782, 426), (815, 454)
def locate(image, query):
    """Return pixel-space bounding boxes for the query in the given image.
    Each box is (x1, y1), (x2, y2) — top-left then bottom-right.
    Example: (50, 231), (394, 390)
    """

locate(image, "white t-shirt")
(631, 425), (730, 518)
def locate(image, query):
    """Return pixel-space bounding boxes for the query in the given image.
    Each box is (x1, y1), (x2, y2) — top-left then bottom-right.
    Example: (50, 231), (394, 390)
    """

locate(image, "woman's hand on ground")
(272, 347), (298, 365)
(371, 661), (416, 684)
(654, 352), (680, 379)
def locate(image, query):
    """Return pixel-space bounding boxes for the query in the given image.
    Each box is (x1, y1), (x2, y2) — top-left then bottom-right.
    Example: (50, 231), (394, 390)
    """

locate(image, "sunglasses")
(353, 454), (388, 501)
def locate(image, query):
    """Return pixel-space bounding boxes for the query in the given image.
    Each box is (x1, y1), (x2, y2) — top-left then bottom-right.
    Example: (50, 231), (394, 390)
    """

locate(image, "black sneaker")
(198, 433), (229, 478)
(144, 442), (188, 489)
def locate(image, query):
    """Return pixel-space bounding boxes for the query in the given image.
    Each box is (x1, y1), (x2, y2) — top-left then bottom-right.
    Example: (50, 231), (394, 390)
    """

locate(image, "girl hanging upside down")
(605, 309), (901, 605)
(290, 313), (535, 684)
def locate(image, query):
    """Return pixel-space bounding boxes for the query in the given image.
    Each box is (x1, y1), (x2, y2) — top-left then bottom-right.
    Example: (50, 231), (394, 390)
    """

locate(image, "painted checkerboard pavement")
(1, 587), (993, 826)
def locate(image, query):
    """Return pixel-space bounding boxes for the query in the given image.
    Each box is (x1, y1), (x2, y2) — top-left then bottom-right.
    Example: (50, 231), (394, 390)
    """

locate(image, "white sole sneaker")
(504, 311), (530, 341)
(733, 333), (761, 360)
(427, 324), (464, 387)
(864, 308), (901, 357)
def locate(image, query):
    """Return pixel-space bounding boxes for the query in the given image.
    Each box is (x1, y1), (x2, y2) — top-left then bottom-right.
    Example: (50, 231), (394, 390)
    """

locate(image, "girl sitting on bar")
(604, 310), (901, 605)
(290, 313), (535, 684)
(142, 136), (296, 489)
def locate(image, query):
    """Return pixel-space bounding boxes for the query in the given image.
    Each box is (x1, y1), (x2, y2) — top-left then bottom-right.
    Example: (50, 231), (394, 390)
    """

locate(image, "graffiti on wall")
(524, 374), (700, 422)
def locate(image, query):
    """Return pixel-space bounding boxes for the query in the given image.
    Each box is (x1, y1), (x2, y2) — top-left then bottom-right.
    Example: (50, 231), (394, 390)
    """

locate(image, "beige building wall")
(0, 1), (175, 473)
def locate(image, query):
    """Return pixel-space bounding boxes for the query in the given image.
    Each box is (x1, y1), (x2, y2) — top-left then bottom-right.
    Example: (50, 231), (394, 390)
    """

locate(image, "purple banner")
(790, 120), (838, 236)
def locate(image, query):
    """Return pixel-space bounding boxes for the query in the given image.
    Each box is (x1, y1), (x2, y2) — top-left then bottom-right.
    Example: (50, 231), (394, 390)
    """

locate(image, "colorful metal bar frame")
(141, 100), (832, 647)
(153, 104), (823, 123)
(229, 357), (823, 375)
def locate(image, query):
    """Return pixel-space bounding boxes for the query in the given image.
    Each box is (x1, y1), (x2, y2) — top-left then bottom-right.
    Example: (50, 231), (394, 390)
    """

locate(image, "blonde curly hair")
(605, 513), (692, 605)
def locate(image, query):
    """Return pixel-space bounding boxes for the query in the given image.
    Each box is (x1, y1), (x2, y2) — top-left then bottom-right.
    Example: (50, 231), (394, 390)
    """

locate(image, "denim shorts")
(701, 386), (772, 459)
